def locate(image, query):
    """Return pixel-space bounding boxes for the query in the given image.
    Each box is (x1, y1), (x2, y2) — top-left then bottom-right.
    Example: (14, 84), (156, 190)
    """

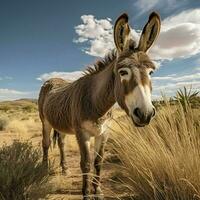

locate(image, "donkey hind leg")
(42, 121), (52, 168)
(56, 131), (68, 174)
(76, 130), (91, 200)
(93, 131), (109, 200)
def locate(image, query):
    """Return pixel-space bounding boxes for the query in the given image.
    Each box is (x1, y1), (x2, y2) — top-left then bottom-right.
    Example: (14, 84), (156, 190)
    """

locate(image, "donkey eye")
(118, 68), (132, 81)
(149, 71), (154, 75)
(119, 70), (128, 76)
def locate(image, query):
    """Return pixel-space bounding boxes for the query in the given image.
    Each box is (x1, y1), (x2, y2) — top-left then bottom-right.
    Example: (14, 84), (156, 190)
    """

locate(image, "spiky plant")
(174, 86), (199, 111)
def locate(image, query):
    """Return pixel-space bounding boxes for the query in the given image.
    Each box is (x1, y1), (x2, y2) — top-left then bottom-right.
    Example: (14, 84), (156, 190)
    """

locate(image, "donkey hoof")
(83, 196), (90, 200)
(95, 186), (102, 195)
(94, 195), (104, 200)
(94, 187), (104, 200)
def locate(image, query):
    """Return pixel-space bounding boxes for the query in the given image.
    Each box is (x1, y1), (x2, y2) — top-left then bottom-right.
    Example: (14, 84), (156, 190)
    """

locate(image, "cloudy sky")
(0, 0), (200, 100)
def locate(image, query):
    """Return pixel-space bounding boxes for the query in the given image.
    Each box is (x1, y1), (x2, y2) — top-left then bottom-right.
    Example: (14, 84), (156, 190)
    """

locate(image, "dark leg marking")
(56, 131), (68, 174)
(93, 133), (108, 200)
(42, 121), (52, 169)
(76, 129), (91, 200)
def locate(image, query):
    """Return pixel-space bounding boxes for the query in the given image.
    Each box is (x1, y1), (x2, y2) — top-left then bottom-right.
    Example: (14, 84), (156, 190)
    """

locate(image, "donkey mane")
(83, 49), (117, 76)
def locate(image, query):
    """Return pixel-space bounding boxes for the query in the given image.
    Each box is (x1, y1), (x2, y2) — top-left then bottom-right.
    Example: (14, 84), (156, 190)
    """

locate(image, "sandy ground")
(0, 115), (130, 200)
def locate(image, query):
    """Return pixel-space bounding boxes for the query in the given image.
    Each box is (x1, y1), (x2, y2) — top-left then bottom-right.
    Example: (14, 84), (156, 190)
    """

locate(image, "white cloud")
(0, 89), (28, 95)
(175, 73), (200, 81)
(37, 71), (83, 82)
(0, 89), (34, 101)
(153, 73), (200, 82)
(152, 76), (173, 80)
(150, 9), (200, 60)
(74, 9), (200, 62)
(74, 15), (113, 57)
(152, 72), (200, 98)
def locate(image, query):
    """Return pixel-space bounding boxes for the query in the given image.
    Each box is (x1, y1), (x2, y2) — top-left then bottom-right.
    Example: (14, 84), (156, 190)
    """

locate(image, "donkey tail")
(53, 130), (59, 148)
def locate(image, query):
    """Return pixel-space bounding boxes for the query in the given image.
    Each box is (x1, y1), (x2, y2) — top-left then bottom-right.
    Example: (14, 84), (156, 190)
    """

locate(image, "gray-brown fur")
(39, 50), (117, 132)
(38, 12), (161, 200)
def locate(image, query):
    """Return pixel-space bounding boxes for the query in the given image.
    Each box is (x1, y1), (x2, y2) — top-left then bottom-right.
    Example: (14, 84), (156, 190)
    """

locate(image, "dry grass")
(107, 103), (200, 200)
(0, 141), (52, 200)
(6, 120), (28, 135)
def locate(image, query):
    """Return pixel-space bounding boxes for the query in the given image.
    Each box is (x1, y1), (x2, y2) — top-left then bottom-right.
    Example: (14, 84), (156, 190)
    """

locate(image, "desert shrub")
(0, 141), (50, 200)
(22, 105), (37, 113)
(0, 105), (11, 112)
(108, 103), (200, 200)
(0, 116), (9, 131)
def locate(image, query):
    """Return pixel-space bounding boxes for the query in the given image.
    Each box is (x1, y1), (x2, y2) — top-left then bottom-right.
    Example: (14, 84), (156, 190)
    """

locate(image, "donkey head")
(113, 12), (161, 127)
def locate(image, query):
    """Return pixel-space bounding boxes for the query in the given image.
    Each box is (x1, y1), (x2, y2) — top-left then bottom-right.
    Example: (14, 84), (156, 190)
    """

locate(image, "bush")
(0, 141), (50, 200)
(108, 103), (200, 200)
(0, 116), (9, 131)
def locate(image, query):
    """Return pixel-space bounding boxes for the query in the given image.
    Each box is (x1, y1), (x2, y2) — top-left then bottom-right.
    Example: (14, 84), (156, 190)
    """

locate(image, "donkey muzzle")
(133, 107), (155, 126)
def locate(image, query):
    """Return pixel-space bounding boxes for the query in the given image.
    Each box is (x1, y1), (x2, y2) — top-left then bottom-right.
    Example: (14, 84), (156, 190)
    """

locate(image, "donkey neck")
(91, 61), (116, 118)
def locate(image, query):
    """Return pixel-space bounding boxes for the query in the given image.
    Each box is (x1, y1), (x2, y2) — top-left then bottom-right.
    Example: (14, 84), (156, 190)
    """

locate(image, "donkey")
(38, 12), (161, 200)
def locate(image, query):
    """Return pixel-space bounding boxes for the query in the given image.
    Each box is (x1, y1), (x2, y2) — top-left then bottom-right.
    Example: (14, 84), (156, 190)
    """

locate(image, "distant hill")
(0, 99), (38, 112)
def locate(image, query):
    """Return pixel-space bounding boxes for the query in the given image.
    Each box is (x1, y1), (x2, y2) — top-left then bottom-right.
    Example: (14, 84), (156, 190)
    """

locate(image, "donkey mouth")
(131, 116), (146, 127)
(135, 123), (145, 127)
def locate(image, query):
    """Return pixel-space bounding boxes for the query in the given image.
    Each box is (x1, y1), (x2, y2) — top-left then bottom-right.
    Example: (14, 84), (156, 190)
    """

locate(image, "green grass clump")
(174, 87), (200, 111)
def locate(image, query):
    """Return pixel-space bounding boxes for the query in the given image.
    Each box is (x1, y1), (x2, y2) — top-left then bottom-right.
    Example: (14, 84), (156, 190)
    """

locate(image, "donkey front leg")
(76, 130), (91, 200)
(42, 121), (52, 168)
(93, 132), (108, 199)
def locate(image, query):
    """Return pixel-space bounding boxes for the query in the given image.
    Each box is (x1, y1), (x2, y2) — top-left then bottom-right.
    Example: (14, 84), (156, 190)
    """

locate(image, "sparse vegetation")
(0, 99), (37, 114)
(0, 141), (51, 200)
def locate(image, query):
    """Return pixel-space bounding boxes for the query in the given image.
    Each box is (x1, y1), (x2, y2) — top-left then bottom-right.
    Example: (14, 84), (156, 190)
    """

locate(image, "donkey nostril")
(134, 108), (142, 119)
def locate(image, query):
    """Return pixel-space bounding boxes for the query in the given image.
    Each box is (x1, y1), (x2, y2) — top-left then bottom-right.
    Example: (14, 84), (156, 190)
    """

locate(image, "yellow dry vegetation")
(107, 103), (200, 199)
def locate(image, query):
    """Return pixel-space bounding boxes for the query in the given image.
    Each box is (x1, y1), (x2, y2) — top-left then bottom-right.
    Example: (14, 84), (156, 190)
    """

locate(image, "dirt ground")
(0, 104), (130, 200)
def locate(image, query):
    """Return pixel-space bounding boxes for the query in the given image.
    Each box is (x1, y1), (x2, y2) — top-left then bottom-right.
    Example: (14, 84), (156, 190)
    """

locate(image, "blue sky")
(0, 0), (200, 100)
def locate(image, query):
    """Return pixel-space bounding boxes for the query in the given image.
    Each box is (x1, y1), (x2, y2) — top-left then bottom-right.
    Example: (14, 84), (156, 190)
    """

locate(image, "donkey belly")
(45, 115), (74, 134)
(47, 117), (101, 137)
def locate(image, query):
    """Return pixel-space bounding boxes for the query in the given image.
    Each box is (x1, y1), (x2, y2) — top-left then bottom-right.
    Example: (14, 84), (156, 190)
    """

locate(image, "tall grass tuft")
(108, 103), (200, 200)
(0, 141), (51, 200)
(0, 115), (9, 131)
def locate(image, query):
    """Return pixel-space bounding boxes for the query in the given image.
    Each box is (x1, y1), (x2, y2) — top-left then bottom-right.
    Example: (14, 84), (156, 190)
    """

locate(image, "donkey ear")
(137, 12), (161, 52)
(114, 13), (131, 52)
